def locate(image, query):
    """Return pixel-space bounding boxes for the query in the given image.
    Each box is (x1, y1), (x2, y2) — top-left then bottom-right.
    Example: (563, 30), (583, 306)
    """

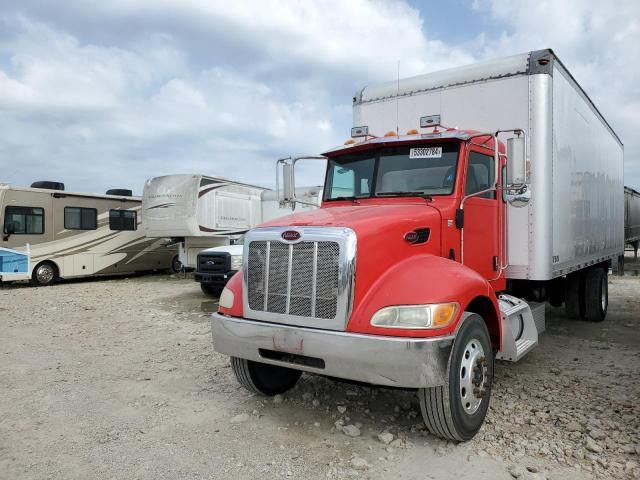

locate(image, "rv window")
(109, 209), (137, 231)
(3, 206), (44, 234)
(64, 207), (98, 230)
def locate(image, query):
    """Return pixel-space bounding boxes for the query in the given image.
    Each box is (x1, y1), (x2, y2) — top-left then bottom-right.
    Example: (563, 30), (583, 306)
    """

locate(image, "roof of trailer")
(354, 48), (622, 147)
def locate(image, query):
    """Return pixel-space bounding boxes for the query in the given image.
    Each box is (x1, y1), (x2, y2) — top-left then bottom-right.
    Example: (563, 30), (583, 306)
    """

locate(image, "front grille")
(197, 252), (230, 273)
(247, 240), (340, 319)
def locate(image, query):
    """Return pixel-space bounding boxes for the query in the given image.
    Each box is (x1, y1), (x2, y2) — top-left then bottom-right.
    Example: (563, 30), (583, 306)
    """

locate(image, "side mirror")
(506, 136), (526, 185)
(282, 163), (295, 202)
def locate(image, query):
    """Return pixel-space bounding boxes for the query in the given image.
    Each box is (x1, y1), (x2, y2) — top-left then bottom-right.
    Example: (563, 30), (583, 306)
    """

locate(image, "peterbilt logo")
(281, 230), (301, 241)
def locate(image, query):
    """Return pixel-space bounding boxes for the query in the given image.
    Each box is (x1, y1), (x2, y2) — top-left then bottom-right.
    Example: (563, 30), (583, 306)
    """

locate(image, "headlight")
(370, 303), (458, 329)
(219, 287), (235, 309)
(230, 254), (243, 270)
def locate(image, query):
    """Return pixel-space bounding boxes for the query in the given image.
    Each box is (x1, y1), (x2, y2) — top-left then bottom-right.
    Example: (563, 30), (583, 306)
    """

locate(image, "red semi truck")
(211, 50), (624, 441)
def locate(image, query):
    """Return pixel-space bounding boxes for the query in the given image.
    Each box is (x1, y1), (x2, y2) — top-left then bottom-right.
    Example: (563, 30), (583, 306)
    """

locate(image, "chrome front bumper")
(211, 313), (454, 388)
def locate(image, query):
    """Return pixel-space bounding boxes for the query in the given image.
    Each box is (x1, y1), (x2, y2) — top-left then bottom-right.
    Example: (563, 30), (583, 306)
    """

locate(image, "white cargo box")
(354, 49), (624, 281)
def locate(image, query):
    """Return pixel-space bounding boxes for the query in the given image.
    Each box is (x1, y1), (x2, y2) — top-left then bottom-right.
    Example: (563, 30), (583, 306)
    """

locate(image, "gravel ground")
(1, 255), (639, 480)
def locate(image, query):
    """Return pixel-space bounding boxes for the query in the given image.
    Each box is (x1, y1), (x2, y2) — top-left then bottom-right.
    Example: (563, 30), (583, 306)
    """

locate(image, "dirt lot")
(1, 255), (639, 480)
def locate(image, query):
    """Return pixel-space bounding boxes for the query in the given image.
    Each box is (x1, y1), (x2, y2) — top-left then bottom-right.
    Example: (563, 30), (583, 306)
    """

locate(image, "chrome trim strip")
(285, 243), (293, 314)
(263, 242), (270, 311)
(311, 242), (318, 318)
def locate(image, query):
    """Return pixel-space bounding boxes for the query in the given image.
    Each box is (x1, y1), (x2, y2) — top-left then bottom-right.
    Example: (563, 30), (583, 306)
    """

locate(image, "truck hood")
(260, 202), (443, 256)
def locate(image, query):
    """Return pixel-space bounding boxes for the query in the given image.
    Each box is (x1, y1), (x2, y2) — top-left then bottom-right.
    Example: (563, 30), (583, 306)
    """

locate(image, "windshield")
(324, 144), (460, 200)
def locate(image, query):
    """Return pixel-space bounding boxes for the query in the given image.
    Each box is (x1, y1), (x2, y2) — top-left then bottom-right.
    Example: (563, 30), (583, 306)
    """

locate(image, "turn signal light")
(432, 303), (458, 327)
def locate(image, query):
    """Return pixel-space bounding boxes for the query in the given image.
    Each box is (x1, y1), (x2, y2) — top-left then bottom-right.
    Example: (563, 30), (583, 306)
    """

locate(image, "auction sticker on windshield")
(410, 147), (442, 159)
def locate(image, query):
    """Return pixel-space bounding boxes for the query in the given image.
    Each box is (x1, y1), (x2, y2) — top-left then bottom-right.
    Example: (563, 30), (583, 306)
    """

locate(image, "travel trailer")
(0, 182), (179, 286)
(210, 49), (624, 441)
(142, 174), (321, 269)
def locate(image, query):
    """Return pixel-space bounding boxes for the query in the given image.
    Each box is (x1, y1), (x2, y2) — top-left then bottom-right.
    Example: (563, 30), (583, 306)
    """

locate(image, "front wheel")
(31, 262), (58, 286)
(231, 357), (302, 396)
(418, 313), (494, 441)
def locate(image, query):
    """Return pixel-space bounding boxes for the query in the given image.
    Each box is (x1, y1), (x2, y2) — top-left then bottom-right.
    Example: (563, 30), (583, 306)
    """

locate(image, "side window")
(466, 152), (495, 199)
(109, 210), (137, 231)
(4, 206), (44, 234)
(330, 168), (355, 198)
(64, 207), (98, 230)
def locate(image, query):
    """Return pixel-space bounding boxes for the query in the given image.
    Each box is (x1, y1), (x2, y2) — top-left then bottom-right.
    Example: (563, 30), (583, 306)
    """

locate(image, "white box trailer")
(624, 186), (640, 257)
(353, 48), (624, 281)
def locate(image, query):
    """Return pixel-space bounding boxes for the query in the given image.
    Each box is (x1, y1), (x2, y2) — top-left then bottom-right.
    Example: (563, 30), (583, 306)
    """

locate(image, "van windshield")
(324, 144), (459, 200)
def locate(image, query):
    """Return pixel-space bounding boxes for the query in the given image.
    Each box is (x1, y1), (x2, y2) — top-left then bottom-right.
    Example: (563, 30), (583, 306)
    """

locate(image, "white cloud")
(0, 0), (638, 194)
(472, 0), (640, 185)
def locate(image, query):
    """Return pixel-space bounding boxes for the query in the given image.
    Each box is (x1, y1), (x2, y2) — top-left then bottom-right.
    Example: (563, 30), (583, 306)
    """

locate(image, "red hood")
(260, 202), (442, 240)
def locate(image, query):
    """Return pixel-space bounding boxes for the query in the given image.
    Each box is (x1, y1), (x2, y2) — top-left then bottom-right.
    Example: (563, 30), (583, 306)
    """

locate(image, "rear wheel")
(418, 313), (493, 441)
(170, 255), (182, 273)
(565, 272), (585, 319)
(31, 262), (58, 286)
(231, 357), (302, 396)
(200, 283), (223, 297)
(585, 268), (608, 322)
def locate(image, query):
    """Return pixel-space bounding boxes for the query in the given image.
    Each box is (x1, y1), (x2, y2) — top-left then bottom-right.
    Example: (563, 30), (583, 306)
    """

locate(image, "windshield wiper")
(328, 196), (363, 204)
(375, 191), (432, 200)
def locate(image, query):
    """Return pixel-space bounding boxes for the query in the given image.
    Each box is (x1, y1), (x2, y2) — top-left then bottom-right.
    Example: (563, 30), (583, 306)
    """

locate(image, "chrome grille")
(247, 240), (340, 319)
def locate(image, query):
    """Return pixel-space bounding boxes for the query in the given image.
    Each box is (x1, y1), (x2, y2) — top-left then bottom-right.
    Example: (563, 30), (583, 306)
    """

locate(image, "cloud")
(0, 1), (475, 193)
(471, 0), (640, 185)
(0, 0), (637, 195)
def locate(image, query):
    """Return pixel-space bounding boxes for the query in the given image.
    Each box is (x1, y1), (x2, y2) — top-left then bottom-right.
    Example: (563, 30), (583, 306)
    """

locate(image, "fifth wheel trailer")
(143, 175), (321, 269)
(210, 49), (624, 442)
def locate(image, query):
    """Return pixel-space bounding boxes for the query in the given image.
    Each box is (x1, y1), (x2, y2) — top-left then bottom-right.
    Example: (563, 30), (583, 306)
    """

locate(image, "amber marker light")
(432, 303), (458, 327)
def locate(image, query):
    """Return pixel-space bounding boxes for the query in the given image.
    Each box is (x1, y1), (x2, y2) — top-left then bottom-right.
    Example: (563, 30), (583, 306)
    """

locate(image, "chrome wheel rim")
(36, 265), (54, 284)
(459, 339), (487, 415)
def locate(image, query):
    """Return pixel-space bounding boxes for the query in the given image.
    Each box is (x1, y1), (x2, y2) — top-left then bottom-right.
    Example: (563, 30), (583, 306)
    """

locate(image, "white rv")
(142, 174), (322, 269)
(142, 174), (267, 268)
(0, 182), (179, 286)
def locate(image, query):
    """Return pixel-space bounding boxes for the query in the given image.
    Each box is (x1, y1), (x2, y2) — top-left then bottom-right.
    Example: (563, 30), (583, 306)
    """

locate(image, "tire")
(548, 279), (565, 308)
(200, 283), (223, 297)
(418, 313), (494, 442)
(170, 255), (182, 273)
(230, 357), (302, 396)
(585, 268), (608, 322)
(565, 272), (585, 319)
(31, 261), (58, 286)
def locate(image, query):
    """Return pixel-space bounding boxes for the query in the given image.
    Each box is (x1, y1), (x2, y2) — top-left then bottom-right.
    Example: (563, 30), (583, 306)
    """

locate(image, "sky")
(0, 0), (638, 194)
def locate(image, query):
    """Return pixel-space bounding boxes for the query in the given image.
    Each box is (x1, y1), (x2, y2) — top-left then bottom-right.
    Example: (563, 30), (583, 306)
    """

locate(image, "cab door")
(461, 149), (502, 284)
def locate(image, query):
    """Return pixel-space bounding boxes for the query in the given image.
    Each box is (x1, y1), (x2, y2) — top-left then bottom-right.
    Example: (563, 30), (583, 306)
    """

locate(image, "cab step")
(496, 294), (545, 362)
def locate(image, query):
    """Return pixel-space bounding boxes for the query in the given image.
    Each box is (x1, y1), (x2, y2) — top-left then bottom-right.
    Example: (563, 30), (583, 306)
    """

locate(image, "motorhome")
(142, 175), (322, 270)
(0, 182), (179, 286)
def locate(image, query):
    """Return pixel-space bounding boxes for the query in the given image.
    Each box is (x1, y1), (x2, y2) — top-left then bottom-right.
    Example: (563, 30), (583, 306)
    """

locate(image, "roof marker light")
(384, 131), (397, 137)
(406, 129), (419, 135)
(344, 139), (356, 145)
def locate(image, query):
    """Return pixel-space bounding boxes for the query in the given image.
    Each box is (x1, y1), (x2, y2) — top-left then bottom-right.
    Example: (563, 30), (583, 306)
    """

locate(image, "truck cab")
(211, 122), (535, 441)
